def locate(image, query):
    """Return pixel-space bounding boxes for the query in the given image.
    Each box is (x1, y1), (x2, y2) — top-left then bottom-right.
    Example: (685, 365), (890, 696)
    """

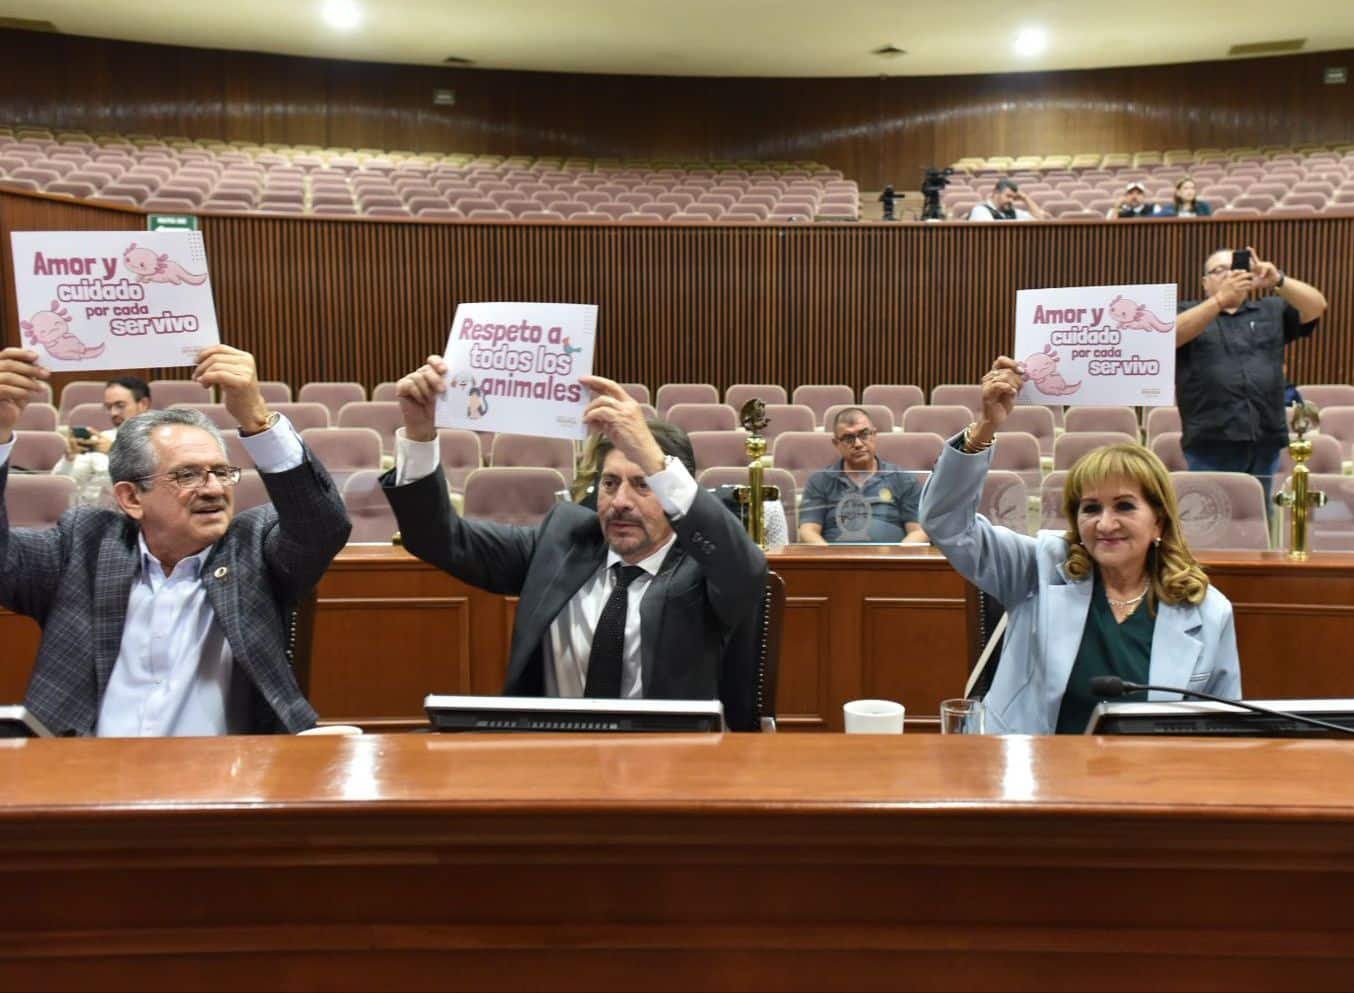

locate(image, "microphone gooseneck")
(1089, 676), (1354, 736)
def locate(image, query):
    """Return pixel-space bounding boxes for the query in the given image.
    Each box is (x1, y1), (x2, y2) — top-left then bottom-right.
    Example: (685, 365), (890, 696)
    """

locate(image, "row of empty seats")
(0, 125), (859, 222)
(951, 145), (1354, 173)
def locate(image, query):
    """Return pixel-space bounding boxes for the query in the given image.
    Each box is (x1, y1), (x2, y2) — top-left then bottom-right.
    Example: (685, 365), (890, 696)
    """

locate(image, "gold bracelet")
(963, 421), (994, 454)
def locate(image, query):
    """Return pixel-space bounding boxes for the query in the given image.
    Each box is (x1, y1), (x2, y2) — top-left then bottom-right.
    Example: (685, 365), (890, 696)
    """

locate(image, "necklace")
(1106, 581), (1151, 608)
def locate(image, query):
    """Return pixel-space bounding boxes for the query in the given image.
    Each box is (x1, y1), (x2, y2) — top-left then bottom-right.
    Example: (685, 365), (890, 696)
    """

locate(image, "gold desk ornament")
(734, 398), (780, 549)
(1275, 401), (1326, 561)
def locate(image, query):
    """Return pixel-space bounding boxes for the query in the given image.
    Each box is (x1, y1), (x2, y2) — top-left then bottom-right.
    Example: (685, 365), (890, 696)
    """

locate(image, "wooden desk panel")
(1199, 553), (1354, 698)
(2, 733), (1353, 990)
(0, 611), (38, 702)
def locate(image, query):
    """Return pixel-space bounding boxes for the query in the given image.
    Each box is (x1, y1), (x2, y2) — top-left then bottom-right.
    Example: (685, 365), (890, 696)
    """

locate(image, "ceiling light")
(322, 0), (361, 31)
(1013, 27), (1048, 57)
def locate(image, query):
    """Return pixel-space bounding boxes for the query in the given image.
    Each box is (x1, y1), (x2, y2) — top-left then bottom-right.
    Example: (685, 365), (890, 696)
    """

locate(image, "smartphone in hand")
(1231, 249), (1253, 271)
(70, 426), (93, 440)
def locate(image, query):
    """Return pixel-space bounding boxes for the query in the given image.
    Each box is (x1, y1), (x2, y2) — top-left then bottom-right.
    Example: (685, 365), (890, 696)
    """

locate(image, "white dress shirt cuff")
(648, 456), (698, 518)
(395, 427), (441, 485)
(0, 434), (13, 468)
(240, 413), (305, 473)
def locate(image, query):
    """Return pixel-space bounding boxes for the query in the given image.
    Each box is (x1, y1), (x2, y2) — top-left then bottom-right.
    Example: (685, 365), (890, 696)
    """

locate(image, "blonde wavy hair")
(570, 432), (604, 502)
(1061, 443), (1210, 608)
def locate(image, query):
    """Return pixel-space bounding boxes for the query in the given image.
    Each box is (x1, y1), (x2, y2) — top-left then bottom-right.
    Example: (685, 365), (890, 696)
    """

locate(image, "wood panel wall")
(0, 28), (1351, 190)
(2, 192), (1351, 392)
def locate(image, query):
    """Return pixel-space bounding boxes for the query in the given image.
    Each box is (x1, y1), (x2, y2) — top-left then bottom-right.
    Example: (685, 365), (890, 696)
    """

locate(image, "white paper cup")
(843, 699), (905, 734)
(298, 724), (364, 736)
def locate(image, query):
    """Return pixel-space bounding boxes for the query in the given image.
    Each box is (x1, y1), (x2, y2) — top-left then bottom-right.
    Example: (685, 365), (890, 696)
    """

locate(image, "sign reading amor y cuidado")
(1013, 284), (1177, 407)
(11, 231), (220, 371)
(435, 302), (598, 441)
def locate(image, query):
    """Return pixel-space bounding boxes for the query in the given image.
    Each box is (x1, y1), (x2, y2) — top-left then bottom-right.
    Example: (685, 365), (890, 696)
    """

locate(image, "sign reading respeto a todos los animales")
(10, 231), (221, 371)
(435, 301), (598, 441)
(1013, 284), (1177, 407)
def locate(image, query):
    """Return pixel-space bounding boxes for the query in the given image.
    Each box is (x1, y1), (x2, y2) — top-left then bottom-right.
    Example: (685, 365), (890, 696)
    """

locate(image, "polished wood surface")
(2, 28), (1351, 189)
(3, 190), (1351, 397)
(9, 544), (1352, 733)
(2, 733), (1354, 990)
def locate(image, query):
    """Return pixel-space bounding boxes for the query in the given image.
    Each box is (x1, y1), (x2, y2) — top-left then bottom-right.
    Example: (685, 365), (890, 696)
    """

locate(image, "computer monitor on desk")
(1086, 699), (1354, 737)
(424, 695), (725, 733)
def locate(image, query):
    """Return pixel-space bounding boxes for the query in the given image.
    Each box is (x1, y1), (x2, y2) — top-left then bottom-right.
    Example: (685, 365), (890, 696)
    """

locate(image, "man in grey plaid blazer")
(0, 345), (351, 736)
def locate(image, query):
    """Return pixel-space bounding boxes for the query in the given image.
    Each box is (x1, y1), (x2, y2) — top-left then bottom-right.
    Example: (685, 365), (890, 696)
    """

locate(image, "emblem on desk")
(1176, 485), (1231, 547)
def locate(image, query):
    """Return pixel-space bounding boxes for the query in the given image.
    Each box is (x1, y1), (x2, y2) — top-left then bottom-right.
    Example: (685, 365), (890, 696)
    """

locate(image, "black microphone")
(1089, 676), (1354, 737)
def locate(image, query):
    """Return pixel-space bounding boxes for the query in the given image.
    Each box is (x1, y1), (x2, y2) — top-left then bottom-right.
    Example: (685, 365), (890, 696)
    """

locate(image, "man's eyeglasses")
(138, 466), (243, 491)
(1204, 265), (1231, 277)
(835, 428), (874, 445)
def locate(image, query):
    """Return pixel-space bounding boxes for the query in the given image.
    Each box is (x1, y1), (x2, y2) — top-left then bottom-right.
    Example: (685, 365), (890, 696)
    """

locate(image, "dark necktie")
(584, 564), (646, 697)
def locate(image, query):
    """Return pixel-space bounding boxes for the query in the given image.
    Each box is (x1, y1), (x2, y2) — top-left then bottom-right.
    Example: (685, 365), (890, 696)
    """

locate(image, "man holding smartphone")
(1173, 247), (1328, 504)
(52, 376), (151, 506)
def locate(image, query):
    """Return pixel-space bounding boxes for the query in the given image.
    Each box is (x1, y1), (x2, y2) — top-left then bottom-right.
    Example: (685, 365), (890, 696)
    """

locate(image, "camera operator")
(968, 178), (1047, 221)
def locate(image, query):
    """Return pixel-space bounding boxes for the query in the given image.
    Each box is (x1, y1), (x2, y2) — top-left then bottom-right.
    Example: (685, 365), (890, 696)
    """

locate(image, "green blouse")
(1056, 572), (1156, 734)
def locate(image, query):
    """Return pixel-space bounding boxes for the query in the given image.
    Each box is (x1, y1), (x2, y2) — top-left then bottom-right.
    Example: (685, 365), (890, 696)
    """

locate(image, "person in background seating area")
(1156, 177), (1212, 218)
(51, 376), (152, 507)
(1107, 181), (1157, 219)
(799, 407), (927, 545)
(968, 178), (1048, 221)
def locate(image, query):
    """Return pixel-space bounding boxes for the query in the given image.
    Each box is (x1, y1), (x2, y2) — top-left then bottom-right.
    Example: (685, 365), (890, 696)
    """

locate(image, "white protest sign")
(435, 302), (598, 440)
(11, 231), (220, 371)
(1013, 284), (1177, 407)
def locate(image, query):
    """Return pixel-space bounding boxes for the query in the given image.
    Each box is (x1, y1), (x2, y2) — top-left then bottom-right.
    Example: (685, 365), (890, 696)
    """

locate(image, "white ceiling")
(10, 0), (1354, 77)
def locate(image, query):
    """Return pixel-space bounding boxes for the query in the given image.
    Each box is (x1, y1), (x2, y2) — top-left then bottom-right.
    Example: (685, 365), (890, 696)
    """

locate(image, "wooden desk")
(6, 546), (1354, 731)
(2, 733), (1353, 990)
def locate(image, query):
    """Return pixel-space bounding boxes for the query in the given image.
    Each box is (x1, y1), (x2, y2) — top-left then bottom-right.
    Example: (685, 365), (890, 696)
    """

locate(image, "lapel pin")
(214, 566), (229, 579)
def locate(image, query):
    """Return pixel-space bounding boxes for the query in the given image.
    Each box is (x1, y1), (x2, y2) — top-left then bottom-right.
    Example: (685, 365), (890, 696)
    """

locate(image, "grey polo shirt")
(799, 458), (923, 542)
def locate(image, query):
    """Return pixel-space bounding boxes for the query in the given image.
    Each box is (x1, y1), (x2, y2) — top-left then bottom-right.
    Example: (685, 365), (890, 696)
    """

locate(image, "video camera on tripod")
(920, 166), (954, 221)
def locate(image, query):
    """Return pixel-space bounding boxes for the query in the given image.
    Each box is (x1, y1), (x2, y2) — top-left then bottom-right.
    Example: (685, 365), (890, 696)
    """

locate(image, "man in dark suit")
(0, 344), (351, 736)
(382, 356), (767, 706)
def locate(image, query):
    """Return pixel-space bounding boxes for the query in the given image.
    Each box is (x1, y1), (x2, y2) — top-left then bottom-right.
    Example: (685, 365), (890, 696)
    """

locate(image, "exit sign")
(147, 214), (199, 231)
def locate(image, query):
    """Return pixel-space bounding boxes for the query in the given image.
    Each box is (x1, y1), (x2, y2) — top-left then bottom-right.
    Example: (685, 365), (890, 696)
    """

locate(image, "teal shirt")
(1056, 573), (1156, 733)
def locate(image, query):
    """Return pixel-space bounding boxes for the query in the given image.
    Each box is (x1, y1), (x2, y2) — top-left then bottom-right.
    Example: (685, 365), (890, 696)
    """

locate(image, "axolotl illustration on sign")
(1107, 294), (1174, 333)
(1023, 343), (1081, 397)
(21, 300), (105, 361)
(122, 243), (209, 286)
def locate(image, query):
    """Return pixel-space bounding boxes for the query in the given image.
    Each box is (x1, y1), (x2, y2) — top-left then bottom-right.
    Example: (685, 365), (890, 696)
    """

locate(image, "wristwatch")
(239, 410), (280, 436)
(1275, 270), (1286, 289)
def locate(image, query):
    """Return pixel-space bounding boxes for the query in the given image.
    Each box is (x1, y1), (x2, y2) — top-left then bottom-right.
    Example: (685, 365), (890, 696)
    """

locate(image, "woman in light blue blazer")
(920, 356), (1240, 734)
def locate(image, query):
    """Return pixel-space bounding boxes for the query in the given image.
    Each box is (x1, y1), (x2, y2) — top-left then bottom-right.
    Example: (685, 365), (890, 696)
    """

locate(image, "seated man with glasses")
(798, 407), (928, 544)
(0, 344), (351, 736)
